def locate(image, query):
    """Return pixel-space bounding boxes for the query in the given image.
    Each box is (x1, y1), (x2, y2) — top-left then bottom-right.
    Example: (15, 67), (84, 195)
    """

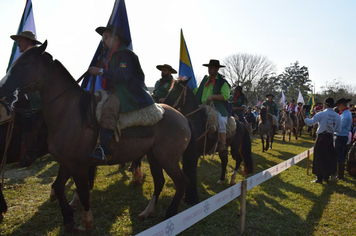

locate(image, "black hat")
(95, 25), (129, 45)
(324, 97), (335, 107)
(156, 64), (177, 74)
(336, 98), (352, 105)
(266, 93), (274, 98)
(291, 99), (295, 102)
(235, 86), (242, 92)
(202, 59), (225, 68)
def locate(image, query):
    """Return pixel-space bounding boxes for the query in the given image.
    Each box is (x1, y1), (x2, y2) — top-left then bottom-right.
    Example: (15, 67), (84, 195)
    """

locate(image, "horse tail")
(182, 121), (199, 205)
(88, 166), (97, 191)
(240, 124), (254, 175)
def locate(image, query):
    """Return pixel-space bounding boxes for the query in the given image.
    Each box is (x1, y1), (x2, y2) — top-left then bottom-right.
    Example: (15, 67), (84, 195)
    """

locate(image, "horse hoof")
(74, 225), (87, 235)
(230, 180), (236, 186)
(64, 221), (75, 233)
(216, 180), (223, 185)
(137, 213), (148, 221)
(131, 179), (142, 186)
(49, 188), (57, 202)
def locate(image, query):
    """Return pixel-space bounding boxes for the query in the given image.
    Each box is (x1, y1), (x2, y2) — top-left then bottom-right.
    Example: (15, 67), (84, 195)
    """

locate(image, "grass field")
(0, 132), (355, 236)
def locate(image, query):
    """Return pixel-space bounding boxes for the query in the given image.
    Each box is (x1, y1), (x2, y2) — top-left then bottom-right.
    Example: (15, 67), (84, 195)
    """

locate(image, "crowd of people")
(8, 26), (356, 183)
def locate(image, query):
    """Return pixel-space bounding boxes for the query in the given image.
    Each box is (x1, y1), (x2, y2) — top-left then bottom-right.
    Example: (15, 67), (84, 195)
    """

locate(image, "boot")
(218, 133), (227, 153)
(338, 163), (345, 180)
(311, 175), (323, 183)
(19, 131), (38, 168)
(88, 127), (114, 162)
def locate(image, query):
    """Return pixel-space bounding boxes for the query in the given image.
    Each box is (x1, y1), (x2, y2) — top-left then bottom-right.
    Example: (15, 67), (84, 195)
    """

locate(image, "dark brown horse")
(0, 42), (198, 232)
(258, 106), (276, 152)
(164, 78), (253, 185)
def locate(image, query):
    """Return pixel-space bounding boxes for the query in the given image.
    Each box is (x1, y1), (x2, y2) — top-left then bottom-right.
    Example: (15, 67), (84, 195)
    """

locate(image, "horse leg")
(282, 129), (286, 141)
(266, 134), (270, 150)
(217, 151), (228, 185)
(50, 165), (72, 202)
(52, 164), (75, 232)
(132, 156), (144, 186)
(260, 135), (265, 152)
(289, 129), (291, 141)
(70, 168), (93, 232)
(138, 152), (165, 220)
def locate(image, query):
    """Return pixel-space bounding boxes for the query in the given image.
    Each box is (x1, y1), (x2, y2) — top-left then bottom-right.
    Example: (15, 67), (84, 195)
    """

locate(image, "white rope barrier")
(136, 147), (314, 236)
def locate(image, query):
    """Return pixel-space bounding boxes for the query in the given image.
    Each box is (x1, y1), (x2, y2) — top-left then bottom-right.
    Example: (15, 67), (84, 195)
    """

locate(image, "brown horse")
(258, 106), (276, 152)
(281, 110), (298, 141)
(0, 42), (198, 232)
(164, 78), (253, 185)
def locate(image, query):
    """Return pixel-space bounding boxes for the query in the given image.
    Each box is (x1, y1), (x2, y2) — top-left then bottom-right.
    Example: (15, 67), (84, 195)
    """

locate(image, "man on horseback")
(10, 31), (44, 167)
(152, 64), (176, 103)
(286, 99), (298, 127)
(229, 86), (247, 126)
(88, 25), (154, 161)
(262, 93), (279, 132)
(194, 59), (230, 152)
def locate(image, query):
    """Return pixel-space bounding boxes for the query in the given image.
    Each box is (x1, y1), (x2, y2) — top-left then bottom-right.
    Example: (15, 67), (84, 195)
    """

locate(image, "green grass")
(1, 132), (355, 236)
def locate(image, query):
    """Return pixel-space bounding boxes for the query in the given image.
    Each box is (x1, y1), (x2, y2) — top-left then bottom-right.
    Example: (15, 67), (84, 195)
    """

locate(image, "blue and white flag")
(179, 29), (197, 90)
(81, 0), (132, 91)
(7, 0), (37, 72)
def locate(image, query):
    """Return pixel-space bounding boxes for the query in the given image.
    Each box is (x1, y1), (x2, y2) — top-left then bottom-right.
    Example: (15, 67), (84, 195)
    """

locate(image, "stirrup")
(90, 145), (107, 161)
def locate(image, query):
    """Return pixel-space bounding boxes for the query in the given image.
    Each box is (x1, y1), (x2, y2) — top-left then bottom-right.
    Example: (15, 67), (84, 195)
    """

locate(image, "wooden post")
(239, 180), (247, 234)
(307, 150), (310, 175)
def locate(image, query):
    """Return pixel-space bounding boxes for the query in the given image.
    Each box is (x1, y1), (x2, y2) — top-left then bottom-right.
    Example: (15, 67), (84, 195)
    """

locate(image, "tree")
(279, 61), (312, 102)
(320, 78), (356, 103)
(221, 53), (277, 107)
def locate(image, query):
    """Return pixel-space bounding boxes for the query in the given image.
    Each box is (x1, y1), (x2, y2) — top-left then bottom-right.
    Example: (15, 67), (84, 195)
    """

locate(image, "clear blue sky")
(1, 0), (355, 93)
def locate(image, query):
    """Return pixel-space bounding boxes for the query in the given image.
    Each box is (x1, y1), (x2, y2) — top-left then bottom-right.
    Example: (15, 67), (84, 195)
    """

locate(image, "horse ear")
(37, 40), (48, 55)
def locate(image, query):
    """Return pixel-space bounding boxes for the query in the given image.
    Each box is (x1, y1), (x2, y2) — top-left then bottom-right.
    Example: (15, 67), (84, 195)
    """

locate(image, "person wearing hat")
(152, 64), (176, 103)
(333, 98), (352, 180)
(194, 59), (231, 152)
(88, 25), (154, 161)
(262, 93), (279, 129)
(229, 86), (247, 126)
(10, 31), (42, 167)
(305, 97), (341, 183)
(313, 101), (323, 114)
(10, 31), (42, 53)
(286, 99), (298, 125)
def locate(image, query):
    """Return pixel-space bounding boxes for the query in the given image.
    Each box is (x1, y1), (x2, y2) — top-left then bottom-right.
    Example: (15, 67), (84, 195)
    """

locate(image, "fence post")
(307, 150), (310, 175)
(239, 180), (247, 234)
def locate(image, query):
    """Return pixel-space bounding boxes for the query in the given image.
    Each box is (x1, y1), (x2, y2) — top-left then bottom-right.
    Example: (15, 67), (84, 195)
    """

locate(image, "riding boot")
(218, 133), (227, 154)
(19, 131), (38, 167)
(88, 127), (114, 162)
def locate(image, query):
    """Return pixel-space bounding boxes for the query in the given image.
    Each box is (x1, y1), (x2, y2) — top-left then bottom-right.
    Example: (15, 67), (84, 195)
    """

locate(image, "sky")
(0, 0), (355, 93)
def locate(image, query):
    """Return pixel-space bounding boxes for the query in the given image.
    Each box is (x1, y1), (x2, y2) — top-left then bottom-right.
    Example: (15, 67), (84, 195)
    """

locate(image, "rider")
(88, 25), (154, 161)
(313, 101), (323, 114)
(262, 93), (279, 131)
(286, 99), (298, 125)
(229, 86), (247, 126)
(194, 59), (230, 152)
(10, 31), (43, 167)
(151, 64), (176, 103)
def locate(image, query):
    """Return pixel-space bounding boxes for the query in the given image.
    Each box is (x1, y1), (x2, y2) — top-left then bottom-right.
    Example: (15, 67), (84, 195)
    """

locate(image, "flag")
(7, 0), (37, 72)
(307, 92), (315, 115)
(281, 91), (286, 108)
(297, 90), (305, 105)
(81, 0), (132, 91)
(179, 29), (197, 90)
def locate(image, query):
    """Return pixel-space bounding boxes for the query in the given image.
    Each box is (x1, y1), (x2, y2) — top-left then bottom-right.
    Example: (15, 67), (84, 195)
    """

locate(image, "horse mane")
(51, 57), (92, 127)
(260, 107), (267, 124)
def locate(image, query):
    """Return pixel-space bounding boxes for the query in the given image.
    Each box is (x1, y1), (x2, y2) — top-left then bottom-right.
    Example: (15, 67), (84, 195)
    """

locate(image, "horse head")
(259, 106), (268, 124)
(164, 77), (191, 109)
(0, 41), (52, 108)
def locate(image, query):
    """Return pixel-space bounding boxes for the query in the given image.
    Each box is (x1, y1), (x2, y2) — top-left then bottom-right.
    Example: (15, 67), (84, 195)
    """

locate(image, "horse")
(0, 41), (198, 232)
(0, 187), (6, 222)
(281, 110), (298, 141)
(258, 106), (276, 152)
(164, 78), (253, 186)
(297, 111), (306, 137)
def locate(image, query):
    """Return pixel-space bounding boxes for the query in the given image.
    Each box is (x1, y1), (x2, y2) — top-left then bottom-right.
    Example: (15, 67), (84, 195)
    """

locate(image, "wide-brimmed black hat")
(324, 97), (335, 107)
(336, 98), (352, 105)
(10, 31), (42, 45)
(202, 59), (225, 68)
(235, 86), (242, 92)
(265, 93), (274, 98)
(95, 25), (129, 45)
(156, 64), (177, 74)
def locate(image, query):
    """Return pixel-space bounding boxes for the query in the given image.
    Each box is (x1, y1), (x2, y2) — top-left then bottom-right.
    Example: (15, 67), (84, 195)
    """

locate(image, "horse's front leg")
(217, 151), (228, 185)
(52, 164), (75, 232)
(71, 168), (93, 232)
(260, 135), (265, 152)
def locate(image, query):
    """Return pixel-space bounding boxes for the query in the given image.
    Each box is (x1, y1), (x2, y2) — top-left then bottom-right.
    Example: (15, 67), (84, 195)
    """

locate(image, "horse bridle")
(171, 82), (188, 109)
